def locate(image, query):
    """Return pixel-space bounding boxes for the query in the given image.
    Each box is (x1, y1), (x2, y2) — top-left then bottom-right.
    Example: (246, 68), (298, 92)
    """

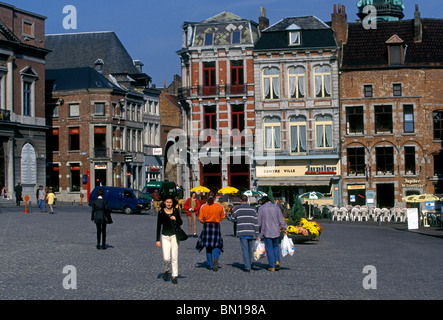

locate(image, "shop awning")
(256, 177), (334, 187)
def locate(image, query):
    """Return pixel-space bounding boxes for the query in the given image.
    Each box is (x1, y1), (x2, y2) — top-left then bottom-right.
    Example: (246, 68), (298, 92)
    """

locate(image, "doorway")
(376, 183), (395, 208)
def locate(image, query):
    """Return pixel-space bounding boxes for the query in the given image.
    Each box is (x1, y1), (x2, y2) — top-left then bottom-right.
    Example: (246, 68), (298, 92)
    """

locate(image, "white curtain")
(263, 78), (270, 99)
(316, 125), (324, 148)
(273, 126), (280, 149)
(325, 124), (332, 147)
(265, 126), (272, 149)
(272, 77), (280, 99)
(299, 125), (306, 152)
(315, 75), (322, 97)
(291, 126), (297, 152)
(324, 74), (331, 96)
(289, 76), (297, 98)
(298, 76), (305, 97)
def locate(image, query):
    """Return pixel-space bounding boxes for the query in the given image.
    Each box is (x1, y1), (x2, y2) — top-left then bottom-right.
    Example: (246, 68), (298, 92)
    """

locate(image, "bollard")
(24, 195), (30, 213)
(80, 193), (83, 205)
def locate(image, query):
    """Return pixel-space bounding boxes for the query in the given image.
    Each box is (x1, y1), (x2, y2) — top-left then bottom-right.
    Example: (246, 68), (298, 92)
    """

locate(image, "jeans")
(38, 199), (45, 212)
(239, 237), (254, 270)
(205, 248), (220, 268)
(264, 237), (280, 268)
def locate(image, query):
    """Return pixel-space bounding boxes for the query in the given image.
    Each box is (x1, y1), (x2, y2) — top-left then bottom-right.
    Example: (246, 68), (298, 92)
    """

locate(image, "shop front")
(255, 159), (342, 207)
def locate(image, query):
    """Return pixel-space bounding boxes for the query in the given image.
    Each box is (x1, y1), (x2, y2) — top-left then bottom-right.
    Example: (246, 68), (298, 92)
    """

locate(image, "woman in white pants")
(156, 195), (183, 284)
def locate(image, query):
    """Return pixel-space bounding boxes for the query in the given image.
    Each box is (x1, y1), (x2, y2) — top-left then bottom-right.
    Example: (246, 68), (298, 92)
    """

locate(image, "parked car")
(142, 181), (177, 199)
(89, 186), (151, 214)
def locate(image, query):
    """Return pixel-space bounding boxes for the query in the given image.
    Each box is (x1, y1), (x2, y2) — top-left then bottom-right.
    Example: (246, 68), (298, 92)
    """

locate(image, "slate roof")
(45, 67), (124, 93)
(45, 31), (140, 75)
(341, 19), (443, 69)
(254, 16), (337, 51)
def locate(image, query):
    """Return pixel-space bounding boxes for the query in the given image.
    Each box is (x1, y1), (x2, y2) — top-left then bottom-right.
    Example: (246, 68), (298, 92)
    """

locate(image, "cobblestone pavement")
(0, 203), (442, 301)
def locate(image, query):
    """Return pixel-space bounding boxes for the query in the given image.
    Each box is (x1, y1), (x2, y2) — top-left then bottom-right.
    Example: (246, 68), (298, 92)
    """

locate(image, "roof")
(254, 16), (337, 51)
(45, 67), (124, 92)
(341, 19), (443, 69)
(45, 31), (140, 75)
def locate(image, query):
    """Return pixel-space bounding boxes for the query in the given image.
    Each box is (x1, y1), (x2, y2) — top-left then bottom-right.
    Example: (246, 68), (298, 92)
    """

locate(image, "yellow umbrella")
(414, 194), (440, 202)
(218, 186), (239, 194)
(402, 195), (420, 203)
(190, 186), (210, 193)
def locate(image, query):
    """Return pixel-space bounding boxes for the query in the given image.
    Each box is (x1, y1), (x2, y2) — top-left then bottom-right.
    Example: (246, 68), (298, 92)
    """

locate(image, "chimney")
(133, 60), (144, 73)
(414, 4), (422, 43)
(259, 7), (269, 32)
(331, 3), (348, 47)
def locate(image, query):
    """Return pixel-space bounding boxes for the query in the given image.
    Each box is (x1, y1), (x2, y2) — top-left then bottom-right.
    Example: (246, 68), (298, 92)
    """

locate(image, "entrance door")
(376, 183), (395, 208)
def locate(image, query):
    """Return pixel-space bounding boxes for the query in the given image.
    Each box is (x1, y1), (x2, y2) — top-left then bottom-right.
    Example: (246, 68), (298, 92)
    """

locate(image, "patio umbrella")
(242, 190), (260, 197)
(190, 186), (210, 193)
(402, 194), (440, 203)
(257, 191), (267, 197)
(218, 186), (239, 194)
(299, 191), (324, 219)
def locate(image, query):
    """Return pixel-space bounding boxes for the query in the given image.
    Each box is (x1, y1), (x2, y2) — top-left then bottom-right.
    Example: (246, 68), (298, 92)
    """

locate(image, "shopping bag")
(254, 239), (266, 261)
(281, 235), (295, 257)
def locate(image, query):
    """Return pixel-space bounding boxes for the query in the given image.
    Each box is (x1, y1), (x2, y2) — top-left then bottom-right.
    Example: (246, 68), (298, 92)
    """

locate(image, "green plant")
(288, 193), (304, 225)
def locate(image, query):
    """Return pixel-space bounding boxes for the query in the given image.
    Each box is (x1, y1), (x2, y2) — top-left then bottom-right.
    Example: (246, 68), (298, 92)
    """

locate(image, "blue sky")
(11, 0), (442, 87)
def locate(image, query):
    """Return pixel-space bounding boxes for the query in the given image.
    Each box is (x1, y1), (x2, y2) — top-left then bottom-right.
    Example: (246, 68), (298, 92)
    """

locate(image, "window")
(23, 81), (32, 116)
(69, 103), (80, 117)
(232, 31), (241, 44)
(204, 33), (213, 46)
(375, 105), (393, 133)
(230, 60), (244, 95)
(403, 105), (414, 133)
(70, 164), (81, 192)
(347, 148), (365, 175)
(314, 66), (331, 98)
(22, 20), (34, 38)
(434, 111), (443, 140)
(203, 106), (217, 145)
(264, 117), (281, 150)
(364, 85), (373, 97)
(289, 31), (300, 45)
(405, 146), (416, 174)
(94, 102), (105, 116)
(434, 153), (443, 176)
(47, 164), (59, 192)
(50, 105), (59, 118)
(231, 105), (244, 132)
(288, 67), (305, 99)
(346, 106), (364, 134)
(376, 147), (394, 174)
(262, 67), (280, 100)
(393, 83), (402, 96)
(69, 127), (80, 150)
(203, 62), (216, 95)
(289, 116), (307, 153)
(94, 127), (107, 157)
(315, 115), (333, 148)
(389, 45), (402, 65)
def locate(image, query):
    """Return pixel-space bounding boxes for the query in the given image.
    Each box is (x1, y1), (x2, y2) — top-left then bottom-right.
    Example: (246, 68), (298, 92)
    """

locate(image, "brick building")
(177, 11), (260, 195)
(253, 14), (341, 206)
(45, 32), (161, 200)
(332, 3), (443, 207)
(0, 3), (50, 200)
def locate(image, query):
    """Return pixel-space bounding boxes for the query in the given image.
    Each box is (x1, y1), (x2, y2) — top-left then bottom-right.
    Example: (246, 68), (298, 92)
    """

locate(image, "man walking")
(231, 194), (259, 272)
(257, 196), (287, 272)
(38, 185), (46, 212)
(14, 183), (22, 206)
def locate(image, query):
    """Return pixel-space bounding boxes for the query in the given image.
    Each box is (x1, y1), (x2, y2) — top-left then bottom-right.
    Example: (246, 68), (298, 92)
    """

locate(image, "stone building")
(332, 3), (443, 207)
(253, 14), (341, 206)
(0, 3), (50, 200)
(177, 11), (260, 195)
(45, 31), (161, 200)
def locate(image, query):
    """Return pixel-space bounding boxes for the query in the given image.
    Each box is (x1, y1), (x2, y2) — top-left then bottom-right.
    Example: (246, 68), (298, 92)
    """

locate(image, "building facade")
(177, 11), (260, 195)
(253, 15), (341, 206)
(45, 32), (161, 200)
(0, 3), (50, 200)
(333, 3), (443, 207)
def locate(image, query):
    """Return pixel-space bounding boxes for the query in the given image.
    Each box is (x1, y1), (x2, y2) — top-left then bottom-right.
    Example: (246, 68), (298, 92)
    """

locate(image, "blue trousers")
(38, 199), (45, 212)
(205, 248), (220, 268)
(239, 237), (254, 270)
(264, 237), (280, 268)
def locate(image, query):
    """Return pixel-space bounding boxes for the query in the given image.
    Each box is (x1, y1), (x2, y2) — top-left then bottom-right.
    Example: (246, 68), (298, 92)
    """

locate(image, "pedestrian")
(196, 191), (225, 271)
(183, 191), (201, 237)
(46, 187), (55, 214)
(14, 183), (22, 206)
(156, 195), (183, 284)
(257, 196), (288, 272)
(231, 194), (259, 272)
(37, 185), (46, 212)
(152, 189), (161, 213)
(91, 188), (112, 250)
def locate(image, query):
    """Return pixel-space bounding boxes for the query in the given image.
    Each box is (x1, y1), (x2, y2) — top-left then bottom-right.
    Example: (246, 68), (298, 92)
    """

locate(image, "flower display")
(286, 218), (323, 239)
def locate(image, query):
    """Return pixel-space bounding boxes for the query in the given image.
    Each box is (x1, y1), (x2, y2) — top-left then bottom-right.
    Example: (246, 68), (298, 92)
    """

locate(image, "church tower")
(357, 0), (405, 21)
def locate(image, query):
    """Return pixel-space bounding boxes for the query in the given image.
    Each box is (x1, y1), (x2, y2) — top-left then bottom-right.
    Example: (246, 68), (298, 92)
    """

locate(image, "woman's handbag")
(171, 215), (188, 241)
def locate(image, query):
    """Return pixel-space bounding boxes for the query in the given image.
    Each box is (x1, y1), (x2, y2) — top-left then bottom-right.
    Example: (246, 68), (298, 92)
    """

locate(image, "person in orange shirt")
(196, 192), (225, 271)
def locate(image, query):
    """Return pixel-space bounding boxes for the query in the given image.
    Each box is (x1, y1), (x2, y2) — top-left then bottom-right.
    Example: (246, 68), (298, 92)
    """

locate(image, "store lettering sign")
(305, 165), (337, 175)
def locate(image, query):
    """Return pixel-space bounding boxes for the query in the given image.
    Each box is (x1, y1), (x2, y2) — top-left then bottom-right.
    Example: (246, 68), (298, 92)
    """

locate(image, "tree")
(289, 193), (304, 225)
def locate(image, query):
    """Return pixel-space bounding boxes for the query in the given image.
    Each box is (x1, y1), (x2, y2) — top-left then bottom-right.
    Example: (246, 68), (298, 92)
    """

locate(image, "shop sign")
(402, 179), (425, 188)
(305, 165), (337, 175)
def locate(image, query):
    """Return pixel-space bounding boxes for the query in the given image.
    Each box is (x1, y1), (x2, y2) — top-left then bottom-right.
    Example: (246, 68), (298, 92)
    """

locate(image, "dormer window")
(386, 34), (404, 65)
(289, 31), (301, 45)
(204, 33), (213, 46)
(232, 31), (241, 44)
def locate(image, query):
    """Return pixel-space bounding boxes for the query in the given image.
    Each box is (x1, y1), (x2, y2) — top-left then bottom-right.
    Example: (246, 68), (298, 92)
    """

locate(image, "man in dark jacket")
(14, 183), (22, 206)
(231, 195), (259, 272)
(91, 189), (112, 250)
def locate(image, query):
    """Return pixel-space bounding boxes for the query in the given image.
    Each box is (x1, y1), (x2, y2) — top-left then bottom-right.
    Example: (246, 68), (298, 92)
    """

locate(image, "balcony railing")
(178, 84), (248, 100)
